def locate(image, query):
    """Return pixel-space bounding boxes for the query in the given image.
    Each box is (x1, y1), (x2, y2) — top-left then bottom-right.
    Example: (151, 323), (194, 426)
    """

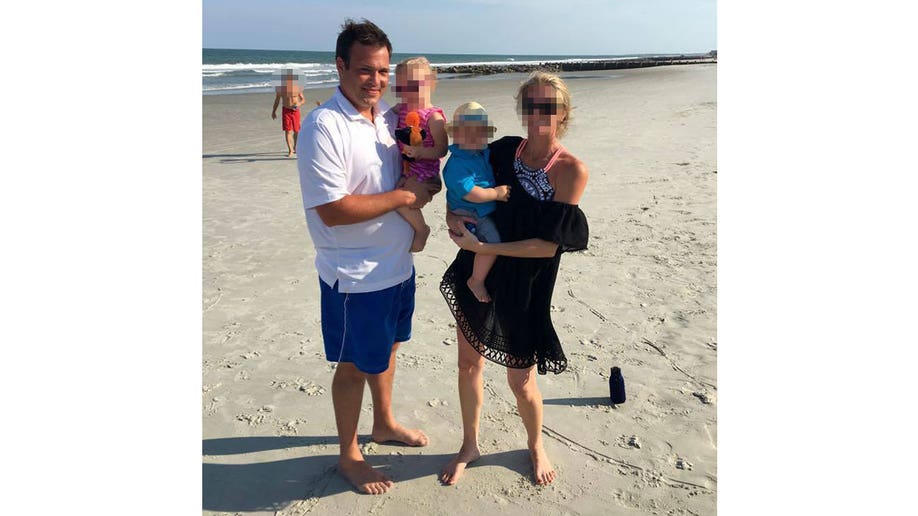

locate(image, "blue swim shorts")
(319, 270), (415, 374)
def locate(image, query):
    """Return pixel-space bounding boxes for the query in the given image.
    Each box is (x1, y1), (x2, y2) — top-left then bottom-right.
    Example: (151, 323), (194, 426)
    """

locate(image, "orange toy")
(404, 111), (423, 147)
(395, 110), (428, 176)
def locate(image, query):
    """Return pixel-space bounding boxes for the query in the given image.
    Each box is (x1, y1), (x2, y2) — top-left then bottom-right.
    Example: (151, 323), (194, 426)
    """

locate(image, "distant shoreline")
(203, 49), (716, 95)
(434, 53), (716, 75)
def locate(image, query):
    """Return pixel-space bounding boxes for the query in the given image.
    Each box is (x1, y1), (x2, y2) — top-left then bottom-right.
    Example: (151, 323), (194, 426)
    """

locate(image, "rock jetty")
(434, 53), (716, 76)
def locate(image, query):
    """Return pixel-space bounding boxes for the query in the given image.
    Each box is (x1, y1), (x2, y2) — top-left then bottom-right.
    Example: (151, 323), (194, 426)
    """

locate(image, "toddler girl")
(392, 57), (448, 252)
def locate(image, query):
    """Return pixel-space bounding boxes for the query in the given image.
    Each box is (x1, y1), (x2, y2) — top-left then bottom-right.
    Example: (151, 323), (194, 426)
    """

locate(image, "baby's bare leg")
(467, 253), (497, 302)
(396, 206), (430, 252)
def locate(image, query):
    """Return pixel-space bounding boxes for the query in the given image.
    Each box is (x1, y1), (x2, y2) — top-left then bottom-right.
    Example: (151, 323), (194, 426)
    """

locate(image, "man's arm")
(315, 177), (430, 226)
(271, 94), (281, 119)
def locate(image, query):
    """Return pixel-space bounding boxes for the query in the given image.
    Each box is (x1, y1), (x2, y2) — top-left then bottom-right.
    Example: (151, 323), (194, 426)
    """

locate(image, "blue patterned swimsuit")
(513, 139), (563, 202)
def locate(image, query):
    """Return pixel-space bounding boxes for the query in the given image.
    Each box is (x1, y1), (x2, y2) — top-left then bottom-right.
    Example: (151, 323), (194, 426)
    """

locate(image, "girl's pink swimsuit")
(396, 104), (446, 182)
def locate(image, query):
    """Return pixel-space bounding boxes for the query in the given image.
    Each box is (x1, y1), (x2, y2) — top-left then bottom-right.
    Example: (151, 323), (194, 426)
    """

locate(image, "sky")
(203, 0), (717, 55)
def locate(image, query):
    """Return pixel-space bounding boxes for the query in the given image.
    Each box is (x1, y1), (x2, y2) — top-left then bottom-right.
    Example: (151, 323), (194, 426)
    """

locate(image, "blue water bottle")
(609, 367), (626, 405)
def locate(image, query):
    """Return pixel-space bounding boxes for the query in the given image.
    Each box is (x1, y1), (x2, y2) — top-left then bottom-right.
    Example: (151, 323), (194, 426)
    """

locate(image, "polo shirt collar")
(333, 87), (390, 124)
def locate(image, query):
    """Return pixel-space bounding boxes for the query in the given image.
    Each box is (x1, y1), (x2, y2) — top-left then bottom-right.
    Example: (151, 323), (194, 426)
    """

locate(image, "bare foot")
(409, 225), (431, 253)
(530, 446), (556, 485)
(371, 423), (429, 447)
(287, 152), (295, 158)
(439, 443), (481, 485)
(338, 458), (394, 495)
(466, 277), (491, 303)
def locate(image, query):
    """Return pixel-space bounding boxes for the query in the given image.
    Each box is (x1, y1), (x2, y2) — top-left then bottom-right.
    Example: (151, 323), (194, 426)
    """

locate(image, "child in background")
(443, 102), (509, 303)
(392, 57), (448, 252)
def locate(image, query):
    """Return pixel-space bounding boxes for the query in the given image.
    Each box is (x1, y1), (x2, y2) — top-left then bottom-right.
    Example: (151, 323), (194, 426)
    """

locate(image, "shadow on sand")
(543, 396), (611, 407)
(202, 436), (532, 512)
(202, 152), (294, 164)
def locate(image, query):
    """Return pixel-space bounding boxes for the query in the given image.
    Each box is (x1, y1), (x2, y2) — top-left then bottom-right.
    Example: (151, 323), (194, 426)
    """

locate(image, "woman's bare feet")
(439, 443), (481, 485)
(371, 423), (430, 447)
(338, 458), (394, 495)
(466, 277), (491, 303)
(410, 225), (431, 253)
(530, 446), (556, 485)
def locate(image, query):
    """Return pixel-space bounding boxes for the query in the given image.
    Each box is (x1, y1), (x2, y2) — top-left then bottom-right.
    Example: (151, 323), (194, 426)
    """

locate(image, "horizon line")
(202, 46), (716, 57)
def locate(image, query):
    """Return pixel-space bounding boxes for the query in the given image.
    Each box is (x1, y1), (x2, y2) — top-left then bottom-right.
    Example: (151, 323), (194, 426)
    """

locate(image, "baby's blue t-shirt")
(443, 144), (496, 218)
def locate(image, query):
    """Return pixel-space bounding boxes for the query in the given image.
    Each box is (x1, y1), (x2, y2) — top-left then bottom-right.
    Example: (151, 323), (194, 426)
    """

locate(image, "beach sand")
(203, 63), (717, 515)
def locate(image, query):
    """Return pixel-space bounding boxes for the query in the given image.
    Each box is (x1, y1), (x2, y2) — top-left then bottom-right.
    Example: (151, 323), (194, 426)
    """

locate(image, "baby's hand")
(494, 185), (511, 201)
(404, 145), (423, 159)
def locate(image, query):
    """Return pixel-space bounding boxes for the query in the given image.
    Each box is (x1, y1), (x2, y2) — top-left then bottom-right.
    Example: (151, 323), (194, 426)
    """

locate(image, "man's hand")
(271, 111), (277, 120)
(401, 177), (432, 209)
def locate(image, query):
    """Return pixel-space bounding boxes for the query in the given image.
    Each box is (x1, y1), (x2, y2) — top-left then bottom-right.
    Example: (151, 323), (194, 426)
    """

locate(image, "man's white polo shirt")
(297, 88), (413, 294)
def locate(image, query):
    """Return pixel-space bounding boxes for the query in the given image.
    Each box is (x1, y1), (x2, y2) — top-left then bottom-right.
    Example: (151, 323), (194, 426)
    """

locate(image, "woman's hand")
(449, 224), (483, 251)
(445, 210), (476, 236)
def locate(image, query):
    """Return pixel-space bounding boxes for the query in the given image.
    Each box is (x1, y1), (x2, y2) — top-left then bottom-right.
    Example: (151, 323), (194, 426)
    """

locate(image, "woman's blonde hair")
(515, 70), (572, 138)
(395, 56), (437, 83)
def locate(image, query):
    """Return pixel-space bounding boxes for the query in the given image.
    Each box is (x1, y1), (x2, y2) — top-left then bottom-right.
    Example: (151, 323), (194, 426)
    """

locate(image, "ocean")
(202, 48), (658, 95)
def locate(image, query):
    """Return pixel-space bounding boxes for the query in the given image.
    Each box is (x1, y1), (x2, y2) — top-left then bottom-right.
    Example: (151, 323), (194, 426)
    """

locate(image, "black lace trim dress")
(440, 136), (589, 374)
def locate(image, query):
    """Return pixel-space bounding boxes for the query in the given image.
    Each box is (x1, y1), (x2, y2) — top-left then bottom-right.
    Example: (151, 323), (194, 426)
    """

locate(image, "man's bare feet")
(287, 151), (296, 158)
(466, 277), (491, 303)
(530, 446), (556, 485)
(439, 443), (481, 485)
(371, 423), (429, 447)
(410, 225), (431, 253)
(338, 458), (394, 495)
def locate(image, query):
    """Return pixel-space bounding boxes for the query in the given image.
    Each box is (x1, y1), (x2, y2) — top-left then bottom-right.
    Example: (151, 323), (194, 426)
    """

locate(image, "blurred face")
(280, 77), (300, 94)
(336, 43), (390, 118)
(521, 84), (565, 138)
(276, 70), (301, 95)
(452, 123), (493, 151)
(393, 63), (433, 106)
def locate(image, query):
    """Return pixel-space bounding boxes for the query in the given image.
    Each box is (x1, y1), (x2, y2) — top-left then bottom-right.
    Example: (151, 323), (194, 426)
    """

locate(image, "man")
(296, 19), (431, 495)
(272, 69), (306, 157)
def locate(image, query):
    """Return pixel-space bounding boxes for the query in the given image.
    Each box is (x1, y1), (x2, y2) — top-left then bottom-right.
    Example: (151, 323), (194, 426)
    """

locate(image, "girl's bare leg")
(396, 205), (430, 252)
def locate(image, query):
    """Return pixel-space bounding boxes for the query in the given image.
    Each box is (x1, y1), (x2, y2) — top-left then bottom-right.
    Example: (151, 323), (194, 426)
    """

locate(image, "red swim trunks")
(282, 107), (301, 132)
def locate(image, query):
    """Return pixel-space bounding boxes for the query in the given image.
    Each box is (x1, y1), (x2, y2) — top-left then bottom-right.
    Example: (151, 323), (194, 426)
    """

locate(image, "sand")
(203, 63), (717, 515)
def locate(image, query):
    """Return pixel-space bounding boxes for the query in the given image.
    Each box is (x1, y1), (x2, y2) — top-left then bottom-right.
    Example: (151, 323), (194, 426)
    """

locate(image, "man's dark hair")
(335, 18), (392, 68)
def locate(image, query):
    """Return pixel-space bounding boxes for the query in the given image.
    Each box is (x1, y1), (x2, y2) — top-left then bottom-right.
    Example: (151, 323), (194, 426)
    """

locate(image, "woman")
(439, 71), (589, 486)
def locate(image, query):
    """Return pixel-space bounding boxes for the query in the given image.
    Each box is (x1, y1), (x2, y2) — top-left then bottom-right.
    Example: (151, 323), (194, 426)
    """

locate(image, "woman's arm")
(551, 157), (589, 204)
(445, 208), (476, 235)
(449, 228), (558, 258)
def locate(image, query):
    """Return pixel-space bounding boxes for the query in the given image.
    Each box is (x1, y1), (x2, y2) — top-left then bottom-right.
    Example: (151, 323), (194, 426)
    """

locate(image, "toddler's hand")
(494, 185), (511, 201)
(404, 145), (423, 159)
